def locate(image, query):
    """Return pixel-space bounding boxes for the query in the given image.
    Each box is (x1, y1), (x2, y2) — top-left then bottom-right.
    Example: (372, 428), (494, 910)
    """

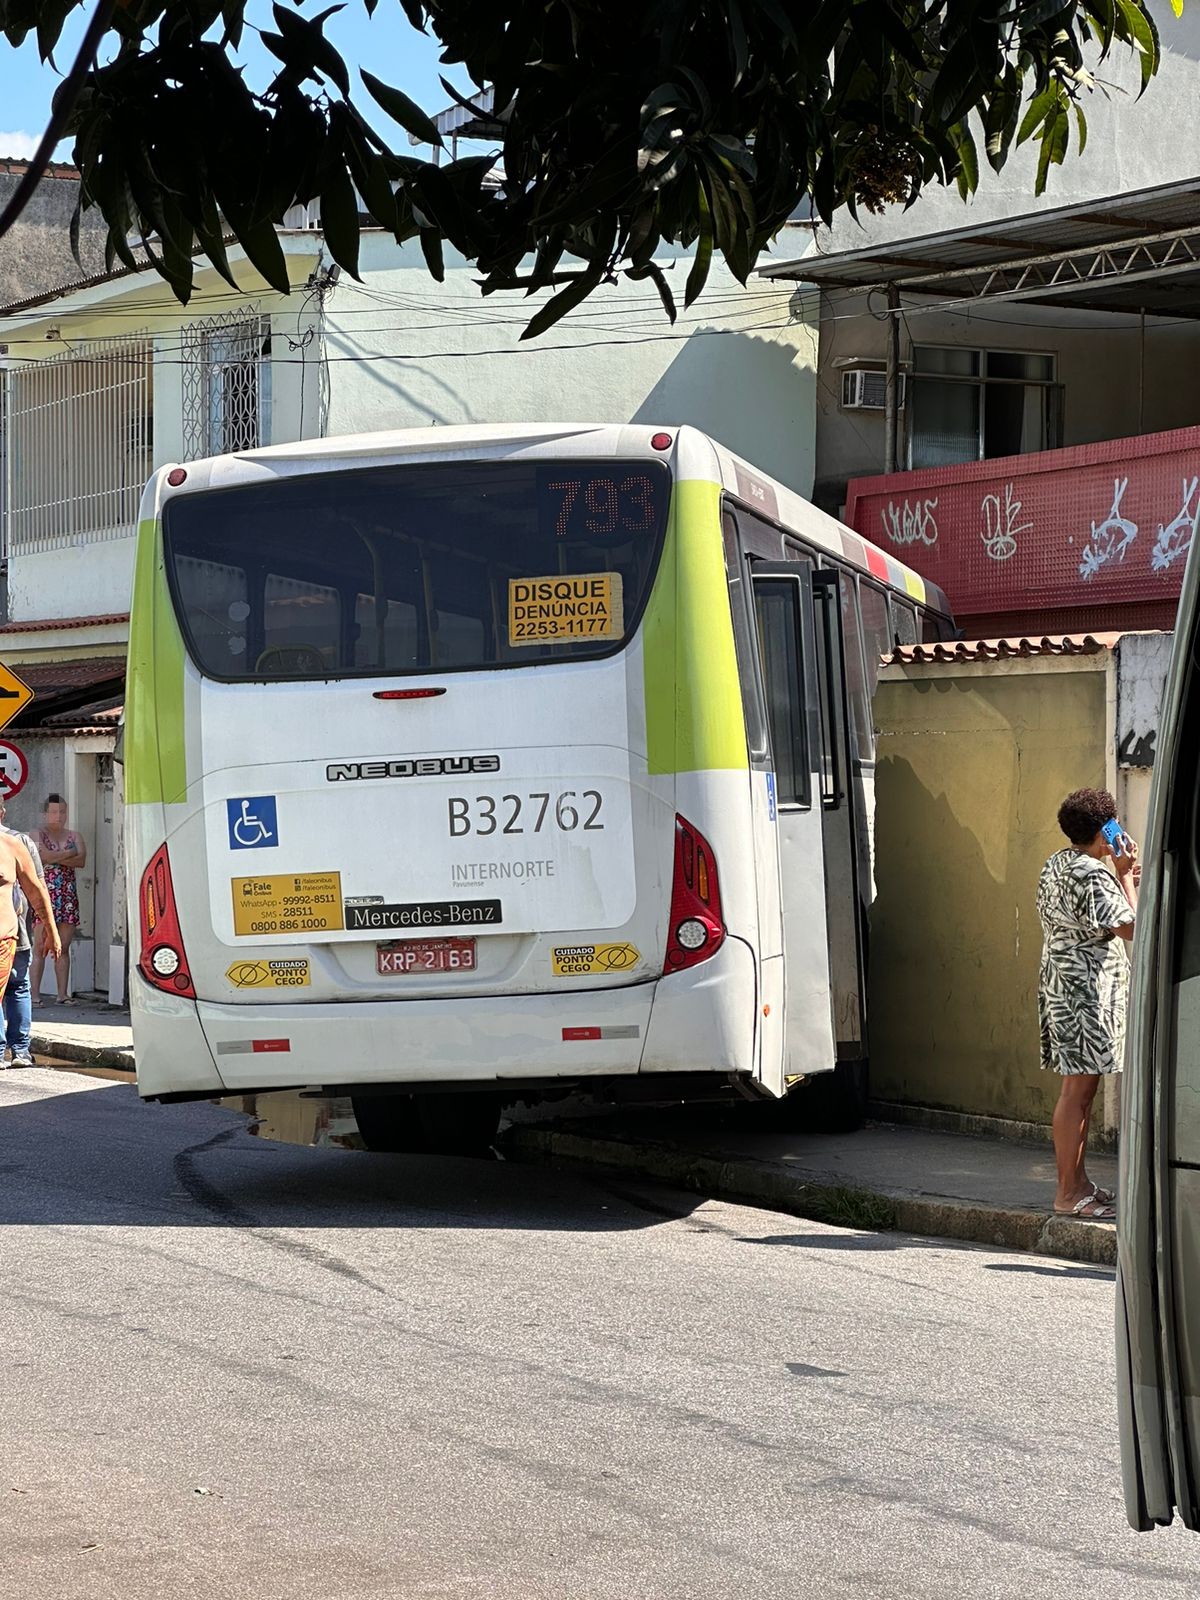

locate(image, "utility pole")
(884, 283), (901, 474)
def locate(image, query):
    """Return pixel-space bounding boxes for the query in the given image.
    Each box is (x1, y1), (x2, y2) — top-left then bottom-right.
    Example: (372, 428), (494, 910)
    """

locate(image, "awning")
(6, 657), (125, 731)
(759, 176), (1200, 319)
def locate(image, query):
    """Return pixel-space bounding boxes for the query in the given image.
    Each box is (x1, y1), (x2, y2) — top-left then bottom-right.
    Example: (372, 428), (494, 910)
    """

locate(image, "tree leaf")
(68, 191), (82, 269)
(626, 260), (677, 323)
(272, 2), (350, 95)
(1017, 85), (1057, 146)
(361, 68), (443, 148)
(320, 152), (361, 278)
(419, 227), (444, 281)
(953, 123), (978, 198)
(684, 180), (713, 306)
(520, 269), (604, 340)
(1115, 0), (1159, 90)
(227, 211), (292, 294)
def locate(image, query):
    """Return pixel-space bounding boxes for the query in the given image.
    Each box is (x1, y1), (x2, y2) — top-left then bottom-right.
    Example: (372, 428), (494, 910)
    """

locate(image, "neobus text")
(326, 755), (501, 783)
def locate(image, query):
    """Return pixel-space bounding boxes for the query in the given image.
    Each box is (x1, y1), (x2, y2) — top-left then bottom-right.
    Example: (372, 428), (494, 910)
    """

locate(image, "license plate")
(376, 938), (477, 975)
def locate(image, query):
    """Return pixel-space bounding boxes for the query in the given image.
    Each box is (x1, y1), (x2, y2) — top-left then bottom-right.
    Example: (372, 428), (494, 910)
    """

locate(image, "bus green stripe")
(643, 479), (747, 775)
(126, 517), (187, 805)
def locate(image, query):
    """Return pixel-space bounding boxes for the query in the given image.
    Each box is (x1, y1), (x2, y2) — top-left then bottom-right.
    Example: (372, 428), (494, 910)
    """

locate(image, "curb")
(31, 1034), (135, 1073)
(868, 1099), (1118, 1155)
(500, 1126), (1117, 1267)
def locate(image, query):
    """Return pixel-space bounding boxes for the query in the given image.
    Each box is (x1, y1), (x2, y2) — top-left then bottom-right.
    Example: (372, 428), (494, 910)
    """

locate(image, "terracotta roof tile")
(42, 696), (123, 729)
(18, 724), (117, 738)
(885, 631), (1135, 665)
(0, 612), (128, 635)
(0, 158), (80, 179)
(10, 658), (125, 695)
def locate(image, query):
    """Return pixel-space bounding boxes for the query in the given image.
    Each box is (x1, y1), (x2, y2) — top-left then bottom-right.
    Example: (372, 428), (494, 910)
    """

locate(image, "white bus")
(125, 424), (953, 1152)
(1118, 521), (1200, 1531)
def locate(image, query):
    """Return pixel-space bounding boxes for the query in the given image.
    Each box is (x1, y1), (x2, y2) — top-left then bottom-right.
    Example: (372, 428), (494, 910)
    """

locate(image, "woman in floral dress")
(31, 793), (86, 1005)
(1037, 788), (1138, 1221)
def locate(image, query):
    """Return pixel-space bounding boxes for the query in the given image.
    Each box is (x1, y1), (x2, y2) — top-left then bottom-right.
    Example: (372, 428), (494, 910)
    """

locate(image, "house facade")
(759, 3), (1200, 638)
(0, 219), (818, 1000)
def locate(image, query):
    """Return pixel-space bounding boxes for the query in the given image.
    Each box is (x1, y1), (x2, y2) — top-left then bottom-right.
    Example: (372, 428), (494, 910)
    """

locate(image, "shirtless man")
(0, 830), (58, 1004)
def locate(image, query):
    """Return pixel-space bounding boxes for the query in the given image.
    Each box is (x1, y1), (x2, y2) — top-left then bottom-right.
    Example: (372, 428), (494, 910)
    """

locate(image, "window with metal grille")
(1, 337), (153, 557)
(181, 311), (272, 461)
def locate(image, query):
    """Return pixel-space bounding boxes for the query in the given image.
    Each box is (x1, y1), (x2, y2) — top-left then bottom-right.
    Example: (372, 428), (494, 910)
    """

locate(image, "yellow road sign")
(0, 663), (33, 733)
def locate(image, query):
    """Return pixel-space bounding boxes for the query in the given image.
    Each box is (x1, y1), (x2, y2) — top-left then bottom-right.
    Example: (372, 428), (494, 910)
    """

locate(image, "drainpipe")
(884, 284), (900, 474)
(1138, 307), (1146, 434)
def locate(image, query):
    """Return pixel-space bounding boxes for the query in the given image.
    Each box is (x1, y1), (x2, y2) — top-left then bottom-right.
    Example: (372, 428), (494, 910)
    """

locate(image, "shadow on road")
(0, 1075), (701, 1235)
(982, 1260), (1114, 1282)
(733, 1229), (940, 1253)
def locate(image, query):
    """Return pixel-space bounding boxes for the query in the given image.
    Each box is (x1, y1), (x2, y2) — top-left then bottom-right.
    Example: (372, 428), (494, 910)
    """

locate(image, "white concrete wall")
(9, 535), (139, 622)
(1117, 631), (1175, 768)
(812, 0), (1200, 255)
(324, 231), (820, 496)
(1, 246), (322, 625)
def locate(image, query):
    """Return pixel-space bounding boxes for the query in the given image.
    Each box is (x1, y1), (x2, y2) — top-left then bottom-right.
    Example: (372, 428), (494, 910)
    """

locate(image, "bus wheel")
(416, 1092), (503, 1157)
(805, 1059), (870, 1134)
(351, 1093), (426, 1154)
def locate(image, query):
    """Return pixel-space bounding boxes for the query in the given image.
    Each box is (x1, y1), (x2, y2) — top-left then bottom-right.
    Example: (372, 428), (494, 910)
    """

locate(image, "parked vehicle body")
(1118, 508), (1200, 1531)
(125, 424), (953, 1150)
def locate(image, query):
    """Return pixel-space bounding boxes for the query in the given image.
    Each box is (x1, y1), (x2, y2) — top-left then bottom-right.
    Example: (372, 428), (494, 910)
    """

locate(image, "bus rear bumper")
(159, 940), (755, 1095)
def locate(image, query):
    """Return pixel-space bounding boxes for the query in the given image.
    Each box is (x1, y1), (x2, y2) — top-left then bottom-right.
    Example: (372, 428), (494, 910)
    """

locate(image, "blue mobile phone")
(1102, 818), (1124, 855)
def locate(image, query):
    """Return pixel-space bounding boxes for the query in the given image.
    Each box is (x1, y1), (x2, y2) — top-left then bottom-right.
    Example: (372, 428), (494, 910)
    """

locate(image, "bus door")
(1118, 559), (1200, 1532)
(750, 561), (837, 1078)
(811, 569), (866, 1054)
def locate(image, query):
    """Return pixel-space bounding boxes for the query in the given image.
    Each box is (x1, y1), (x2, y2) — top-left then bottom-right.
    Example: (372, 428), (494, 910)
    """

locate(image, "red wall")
(844, 427), (1199, 635)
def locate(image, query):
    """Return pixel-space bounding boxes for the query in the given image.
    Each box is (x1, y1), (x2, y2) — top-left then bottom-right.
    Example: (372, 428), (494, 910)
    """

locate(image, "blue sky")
(0, 2), (465, 161)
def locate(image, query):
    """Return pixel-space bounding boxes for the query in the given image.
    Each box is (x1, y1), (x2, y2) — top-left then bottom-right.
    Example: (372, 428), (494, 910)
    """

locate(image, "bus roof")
(153, 422), (951, 620)
(702, 432), (951, 618)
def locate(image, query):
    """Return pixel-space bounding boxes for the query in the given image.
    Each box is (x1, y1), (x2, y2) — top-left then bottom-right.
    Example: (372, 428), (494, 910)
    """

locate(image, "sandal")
(1055, 1193), (1116, 1221)
(1090, 1183), (1116, 1206)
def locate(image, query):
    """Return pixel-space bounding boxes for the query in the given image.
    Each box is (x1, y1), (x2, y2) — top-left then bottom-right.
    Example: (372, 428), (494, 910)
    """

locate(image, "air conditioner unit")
(841, 369), (906, 411)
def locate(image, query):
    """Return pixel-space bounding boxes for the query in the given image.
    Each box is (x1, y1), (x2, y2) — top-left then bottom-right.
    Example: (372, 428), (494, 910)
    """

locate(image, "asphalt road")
(1, 1067), (1197, 1600)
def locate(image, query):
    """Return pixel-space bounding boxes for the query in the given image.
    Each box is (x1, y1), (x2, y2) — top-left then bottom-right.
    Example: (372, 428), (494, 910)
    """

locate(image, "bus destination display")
(537, 468), (664, 543)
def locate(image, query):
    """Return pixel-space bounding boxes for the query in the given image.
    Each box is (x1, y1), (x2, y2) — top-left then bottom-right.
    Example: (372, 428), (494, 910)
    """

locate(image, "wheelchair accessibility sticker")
(227, 796), (279, 851)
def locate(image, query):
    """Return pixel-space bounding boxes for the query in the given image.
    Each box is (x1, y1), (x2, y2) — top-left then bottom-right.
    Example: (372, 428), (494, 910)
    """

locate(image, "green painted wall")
(869, 667), (1108, 1124)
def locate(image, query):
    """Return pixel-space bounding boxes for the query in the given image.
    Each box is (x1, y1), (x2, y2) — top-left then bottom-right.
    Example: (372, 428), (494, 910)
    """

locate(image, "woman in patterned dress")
(1037, 789), (1139, 1221)
(31, 793), (86, 1006)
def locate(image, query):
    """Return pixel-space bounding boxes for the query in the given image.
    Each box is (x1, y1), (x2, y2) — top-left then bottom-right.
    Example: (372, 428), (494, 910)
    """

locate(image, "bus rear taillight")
(138, 845), (195, 998)
(666, 816), (725, 972)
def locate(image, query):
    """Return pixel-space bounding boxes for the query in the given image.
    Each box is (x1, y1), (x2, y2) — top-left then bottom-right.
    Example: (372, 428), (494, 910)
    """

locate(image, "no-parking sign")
(0, 739), (29, 800)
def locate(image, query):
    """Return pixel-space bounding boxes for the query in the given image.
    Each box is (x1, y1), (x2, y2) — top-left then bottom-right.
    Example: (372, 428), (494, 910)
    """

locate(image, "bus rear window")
(162, 459), (671, 680)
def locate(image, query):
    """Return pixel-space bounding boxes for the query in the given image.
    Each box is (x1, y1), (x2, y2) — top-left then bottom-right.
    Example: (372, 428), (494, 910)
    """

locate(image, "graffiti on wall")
(1078, 478), (1139, 580)
(880, 496), (939, 547)
(1116, 632), (1174, 770)
(1151, 477), (1200, 573)
(845, 427), (1200, 620)
(980, 483), (1031, 562)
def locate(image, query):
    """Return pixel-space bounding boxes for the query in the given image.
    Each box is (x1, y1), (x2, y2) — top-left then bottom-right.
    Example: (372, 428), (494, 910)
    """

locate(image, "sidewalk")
(14, 1007), (1118, 1264)
(29, 995), (134, 1072)
(502, 1110), (1119, 1267)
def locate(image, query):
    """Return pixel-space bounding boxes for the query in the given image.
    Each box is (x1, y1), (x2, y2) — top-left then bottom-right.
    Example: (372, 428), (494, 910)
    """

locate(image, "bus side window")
(890, 598), (918, 647)
(752, 578), (812, 808)
(721, 511), (770, 763)
(837, 574), (872, 761)
(920, 608), (943, 643)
